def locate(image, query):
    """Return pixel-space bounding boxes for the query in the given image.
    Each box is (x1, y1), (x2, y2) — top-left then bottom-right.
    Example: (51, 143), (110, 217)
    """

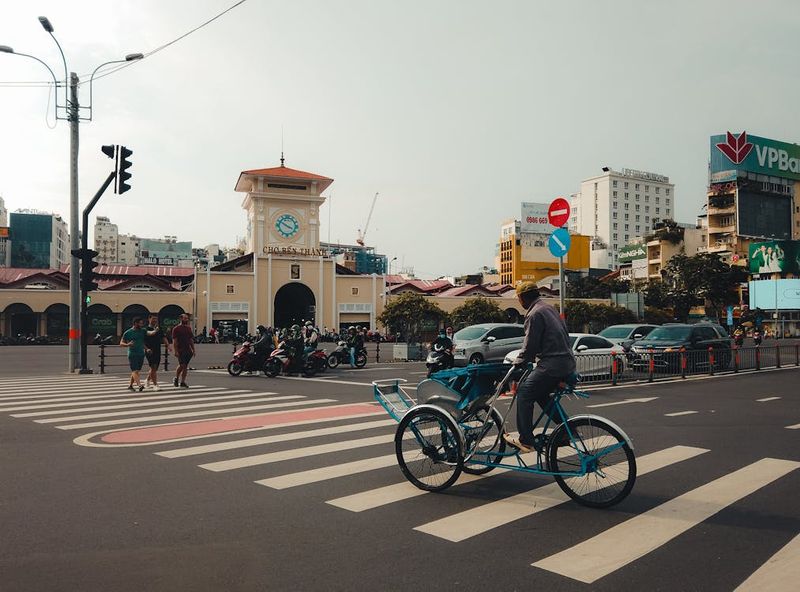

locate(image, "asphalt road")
(0, 354), (798, 591)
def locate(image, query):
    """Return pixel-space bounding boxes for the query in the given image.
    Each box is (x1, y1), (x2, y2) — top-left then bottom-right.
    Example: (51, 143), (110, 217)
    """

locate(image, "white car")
(503, 333), (626, 377)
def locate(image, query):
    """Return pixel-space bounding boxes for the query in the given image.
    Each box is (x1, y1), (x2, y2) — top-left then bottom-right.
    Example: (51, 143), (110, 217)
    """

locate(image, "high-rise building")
(569, 168), (675, 269)
(8, 210), (70, 269)
(94, 216), (119, 264)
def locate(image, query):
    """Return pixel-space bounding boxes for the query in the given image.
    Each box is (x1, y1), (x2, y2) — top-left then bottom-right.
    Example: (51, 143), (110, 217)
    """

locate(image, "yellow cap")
(515, 280), (539, 296)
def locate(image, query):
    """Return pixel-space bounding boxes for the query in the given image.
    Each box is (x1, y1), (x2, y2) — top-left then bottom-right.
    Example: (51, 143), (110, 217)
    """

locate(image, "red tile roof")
(436, 285), (496, 298)
(388, 279), (453, 294)
(241, 165), (333, 182)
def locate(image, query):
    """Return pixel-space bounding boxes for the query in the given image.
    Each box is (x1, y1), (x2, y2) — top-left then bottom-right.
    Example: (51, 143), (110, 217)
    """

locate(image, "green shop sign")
(711, 131), (800, 181)
(618, 244), (647, 263)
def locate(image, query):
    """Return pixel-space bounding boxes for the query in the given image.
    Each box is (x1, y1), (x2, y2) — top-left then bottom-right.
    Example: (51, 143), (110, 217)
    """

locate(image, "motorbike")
(227, 341), (270, 376)
(426, 343), (454, 377)
(265, 341), (316, 377)
(308, 348), (329, 374)
(326, 341), (367, 368)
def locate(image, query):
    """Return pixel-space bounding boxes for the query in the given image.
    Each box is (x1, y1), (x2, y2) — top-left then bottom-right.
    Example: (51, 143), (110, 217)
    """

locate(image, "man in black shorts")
(144, 314), (170, 391)
(172, 313), (195, 388)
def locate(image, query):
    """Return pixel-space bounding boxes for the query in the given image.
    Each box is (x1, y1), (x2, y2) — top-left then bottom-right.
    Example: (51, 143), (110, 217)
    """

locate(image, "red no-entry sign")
(548, 197), (571, 228)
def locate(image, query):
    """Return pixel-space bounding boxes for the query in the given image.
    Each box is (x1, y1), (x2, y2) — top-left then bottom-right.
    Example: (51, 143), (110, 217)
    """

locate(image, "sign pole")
(559, 255), (565, 320)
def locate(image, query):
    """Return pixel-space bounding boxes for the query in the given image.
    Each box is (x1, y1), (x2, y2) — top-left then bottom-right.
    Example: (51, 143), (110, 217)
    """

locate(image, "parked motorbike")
(326, 341), (367, 368)
(265, 342), (316, 377)
(426, 343), (454, 377)
(227, 341), (270, 376)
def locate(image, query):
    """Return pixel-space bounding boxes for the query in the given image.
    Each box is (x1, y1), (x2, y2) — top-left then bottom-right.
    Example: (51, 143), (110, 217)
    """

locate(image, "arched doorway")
(122, 304), (150, 331)
(44, 303), (69, 337)
(274, 283), (315, 329)
(4, 303), (37, 337)
(159, 304), (185, 336)
(87, 304), (117, 338)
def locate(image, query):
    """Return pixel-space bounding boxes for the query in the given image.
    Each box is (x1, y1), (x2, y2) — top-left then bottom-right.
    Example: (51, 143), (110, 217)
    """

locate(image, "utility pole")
(68, 72), (80, 372)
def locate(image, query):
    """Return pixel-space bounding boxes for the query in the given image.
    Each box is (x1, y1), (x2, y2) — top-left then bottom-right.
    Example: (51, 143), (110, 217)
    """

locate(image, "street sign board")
(521, 202), (551, 234)
(548, 227), (571, 258)
(548, 197), (571, 228)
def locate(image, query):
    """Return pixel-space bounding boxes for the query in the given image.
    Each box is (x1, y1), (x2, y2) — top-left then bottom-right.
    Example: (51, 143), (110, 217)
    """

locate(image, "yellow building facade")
(499, 232), (590, 284)
(193, 163), (386, 333)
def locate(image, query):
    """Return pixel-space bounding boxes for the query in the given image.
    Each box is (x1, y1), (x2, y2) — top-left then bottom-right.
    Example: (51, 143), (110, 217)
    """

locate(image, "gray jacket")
(513, 297), (576, 377)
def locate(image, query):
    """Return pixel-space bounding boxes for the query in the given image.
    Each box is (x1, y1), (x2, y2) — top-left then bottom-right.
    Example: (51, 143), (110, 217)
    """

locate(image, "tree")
(564, 301), (636, 333)
(643, 280), (672, 310)
(643, 306), (673, 324)
(377, 292), (446, 344)
(449, 296), (506, 330)
(567, 275), (610, 298)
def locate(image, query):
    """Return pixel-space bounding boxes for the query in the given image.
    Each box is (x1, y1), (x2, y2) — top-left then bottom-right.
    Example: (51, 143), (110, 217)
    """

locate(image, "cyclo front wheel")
(395, 407), (463, 492)
(547, 417), (636, 508)
(461, 405), (506, 475)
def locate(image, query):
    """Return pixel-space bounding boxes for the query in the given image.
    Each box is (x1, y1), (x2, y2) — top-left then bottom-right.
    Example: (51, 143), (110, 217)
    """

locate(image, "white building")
(117, 234), (141, 265)
(569, 167), (674, 269)
(94, 216), (119, 264)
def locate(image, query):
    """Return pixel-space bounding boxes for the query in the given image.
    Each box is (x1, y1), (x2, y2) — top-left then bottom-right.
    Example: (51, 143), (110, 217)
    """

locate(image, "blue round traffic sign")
(548, 227), (571, 258)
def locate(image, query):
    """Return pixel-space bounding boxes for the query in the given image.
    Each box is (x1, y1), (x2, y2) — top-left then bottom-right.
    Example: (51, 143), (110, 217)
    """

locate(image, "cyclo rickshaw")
(373, 362), (637, 508)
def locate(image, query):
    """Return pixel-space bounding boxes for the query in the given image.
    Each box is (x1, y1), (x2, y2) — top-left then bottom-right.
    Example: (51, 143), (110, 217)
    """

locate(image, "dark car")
(630, 323), (731, 372)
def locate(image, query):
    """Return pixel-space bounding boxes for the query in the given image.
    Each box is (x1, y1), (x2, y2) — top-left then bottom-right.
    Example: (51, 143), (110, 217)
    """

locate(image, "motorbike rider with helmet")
(431, 328), (454, 369)
(303, 321), (319, 356)
(286, 324), (305, 373)
(251, 325), (274, 372)
(346, 326), (364, 368)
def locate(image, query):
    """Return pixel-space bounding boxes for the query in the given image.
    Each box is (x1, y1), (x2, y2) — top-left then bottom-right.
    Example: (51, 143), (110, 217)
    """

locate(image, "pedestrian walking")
(172, 314), (195, 388)
(120, 317), (148, 392)
(144, 313), (170, 391)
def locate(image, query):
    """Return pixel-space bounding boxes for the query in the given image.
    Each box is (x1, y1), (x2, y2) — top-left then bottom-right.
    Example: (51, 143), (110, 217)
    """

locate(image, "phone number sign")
(521, 202), (551, 234)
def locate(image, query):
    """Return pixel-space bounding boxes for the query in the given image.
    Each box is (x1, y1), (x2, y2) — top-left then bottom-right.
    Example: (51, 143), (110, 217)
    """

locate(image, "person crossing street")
(120, 317), (148, 392)
(144, 314), (170, 391)
(172, 314), (195, 388)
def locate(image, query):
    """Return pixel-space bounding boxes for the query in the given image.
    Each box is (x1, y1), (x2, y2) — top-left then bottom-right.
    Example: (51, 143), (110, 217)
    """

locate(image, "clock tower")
(235, 160), (333, 256)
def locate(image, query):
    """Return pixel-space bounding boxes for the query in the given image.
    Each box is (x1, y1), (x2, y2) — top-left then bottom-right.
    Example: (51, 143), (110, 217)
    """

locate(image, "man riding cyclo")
(503, 281), (576, 454)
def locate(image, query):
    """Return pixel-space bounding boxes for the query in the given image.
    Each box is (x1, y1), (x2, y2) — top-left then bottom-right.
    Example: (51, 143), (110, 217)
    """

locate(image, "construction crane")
(356, 192), (379, 246)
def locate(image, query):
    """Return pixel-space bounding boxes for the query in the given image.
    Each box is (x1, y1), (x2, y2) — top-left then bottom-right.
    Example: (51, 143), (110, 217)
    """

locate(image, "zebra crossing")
(0, 374), (798, 587)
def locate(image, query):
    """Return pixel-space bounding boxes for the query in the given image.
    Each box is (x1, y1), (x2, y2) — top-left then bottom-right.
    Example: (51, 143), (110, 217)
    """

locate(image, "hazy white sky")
(1, 0), (799, 277)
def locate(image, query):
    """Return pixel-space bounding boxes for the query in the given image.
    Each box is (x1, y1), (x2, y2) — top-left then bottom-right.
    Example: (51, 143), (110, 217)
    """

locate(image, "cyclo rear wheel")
(395, 407), (463, 492)
(461, 405), (506, 475)
(547, 417), (636, 508)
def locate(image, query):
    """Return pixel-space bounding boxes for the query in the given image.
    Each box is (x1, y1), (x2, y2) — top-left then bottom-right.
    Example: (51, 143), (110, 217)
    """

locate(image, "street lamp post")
(1, 18), (142, 371)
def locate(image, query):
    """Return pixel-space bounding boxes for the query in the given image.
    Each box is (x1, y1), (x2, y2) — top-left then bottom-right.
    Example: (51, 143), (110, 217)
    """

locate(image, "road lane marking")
(415, 446), (708, 542)
(55, 399), (336, 430)
(786, 424), (800, 430)
(1, 389), (238, 413)
(33, 394), (292, 423)
(200, 433), (396, 471)
(587, 397), (658, 408)
(734, 533), (800, 591)
(756, 396), (781, 402)
(273, 376), (374, 387)
(157, 418), (397, 458)
(664, 410), (698, 417)
(0, 384), (212, 400)
(532, 457), (800, 584)
(256, 454), (398, 489)
(73, 403), (382, 447)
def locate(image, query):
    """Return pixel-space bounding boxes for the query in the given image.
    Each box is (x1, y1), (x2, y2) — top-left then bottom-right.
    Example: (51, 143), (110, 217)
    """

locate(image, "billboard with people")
(748, 240), (800, 274)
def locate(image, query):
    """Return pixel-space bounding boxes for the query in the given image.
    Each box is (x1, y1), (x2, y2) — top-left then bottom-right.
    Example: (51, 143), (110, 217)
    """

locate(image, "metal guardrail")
(572, 344), (800, 386)
(98, 343), (170, 374)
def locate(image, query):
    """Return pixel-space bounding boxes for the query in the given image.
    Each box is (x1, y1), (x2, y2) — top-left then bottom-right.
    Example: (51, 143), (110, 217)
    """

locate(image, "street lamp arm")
(85, 54), (143, 120)
(46, 30), (68, 88)
(0, 48), (63, 119)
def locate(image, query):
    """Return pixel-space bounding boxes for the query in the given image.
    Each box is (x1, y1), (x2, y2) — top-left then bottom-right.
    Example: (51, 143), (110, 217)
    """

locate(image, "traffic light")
(72, 248), (100, 293)
(101, 144), (116, 159)
(116, 145), (133, 194)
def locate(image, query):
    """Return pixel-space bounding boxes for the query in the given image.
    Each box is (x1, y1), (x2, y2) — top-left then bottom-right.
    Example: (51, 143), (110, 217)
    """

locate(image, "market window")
(351, 287), (359, 295)
(226, 284), (235, 294)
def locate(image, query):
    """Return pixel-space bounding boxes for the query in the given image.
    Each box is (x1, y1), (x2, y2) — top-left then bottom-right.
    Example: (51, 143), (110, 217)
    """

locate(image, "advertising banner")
(521, 202), (551, 234)
(749, 279), (800, 310)
(521, 233), (555, 262)
(711, 132), (800, 181)
(618, 243), (647, 263)
(748, 240), (800, 274)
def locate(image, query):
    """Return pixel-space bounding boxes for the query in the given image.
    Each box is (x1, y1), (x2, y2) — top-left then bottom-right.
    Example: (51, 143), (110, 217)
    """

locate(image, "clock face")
(275, 213), (300, 238)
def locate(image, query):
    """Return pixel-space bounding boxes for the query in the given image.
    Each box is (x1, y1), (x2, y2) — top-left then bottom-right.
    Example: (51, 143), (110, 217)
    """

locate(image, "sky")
(1, 0), (799, 278)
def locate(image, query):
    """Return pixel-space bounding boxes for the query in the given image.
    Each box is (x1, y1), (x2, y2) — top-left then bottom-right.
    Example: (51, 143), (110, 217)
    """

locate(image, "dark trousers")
(516, 368), (563, 445)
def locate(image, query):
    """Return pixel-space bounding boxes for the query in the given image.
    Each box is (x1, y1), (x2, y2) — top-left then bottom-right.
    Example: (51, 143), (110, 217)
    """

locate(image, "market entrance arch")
(274, 283), (315, 328)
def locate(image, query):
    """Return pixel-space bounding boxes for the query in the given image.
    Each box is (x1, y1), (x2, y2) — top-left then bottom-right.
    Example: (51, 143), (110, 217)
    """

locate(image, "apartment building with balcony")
(646, 221), (706, 279)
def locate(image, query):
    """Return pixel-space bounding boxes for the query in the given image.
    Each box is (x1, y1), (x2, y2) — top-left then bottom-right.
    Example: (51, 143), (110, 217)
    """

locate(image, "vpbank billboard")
(710, 131), (800, 181)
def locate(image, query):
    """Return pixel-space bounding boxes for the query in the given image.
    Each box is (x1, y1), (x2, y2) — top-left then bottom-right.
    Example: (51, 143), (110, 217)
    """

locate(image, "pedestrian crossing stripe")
(0, 389), (244, 413)
(414, 445), (708, 542)
(532, 457), (800, 584)
(0, 386), (223, 404)
(734, 532), (800, 591)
